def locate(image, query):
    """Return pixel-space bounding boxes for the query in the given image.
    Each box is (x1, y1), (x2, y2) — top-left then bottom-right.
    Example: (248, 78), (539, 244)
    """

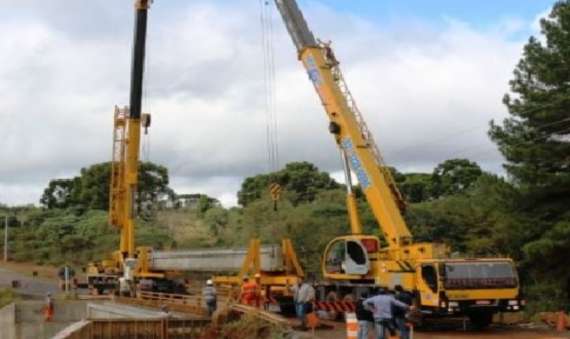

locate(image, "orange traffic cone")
(345, 312), (358, 339)
(556, 311), (567, 332)
(307, 311), (319, 336)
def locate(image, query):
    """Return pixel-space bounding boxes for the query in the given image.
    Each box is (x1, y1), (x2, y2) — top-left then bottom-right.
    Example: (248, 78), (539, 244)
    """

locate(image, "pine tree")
(490, 1), (570, 212)
(490, 1), (570, 306)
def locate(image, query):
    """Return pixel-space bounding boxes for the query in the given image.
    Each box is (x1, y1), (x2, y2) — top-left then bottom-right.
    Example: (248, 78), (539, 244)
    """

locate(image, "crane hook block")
(269, 183), (282, 201)
(141, 113), (151, 134)
(269, 183), (282, 211)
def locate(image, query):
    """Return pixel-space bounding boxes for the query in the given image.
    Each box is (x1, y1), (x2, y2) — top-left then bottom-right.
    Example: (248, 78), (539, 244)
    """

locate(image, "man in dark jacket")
(364, 288), (410, 339)
(393, 285), (413, 339)
(355, 292), (374, 339)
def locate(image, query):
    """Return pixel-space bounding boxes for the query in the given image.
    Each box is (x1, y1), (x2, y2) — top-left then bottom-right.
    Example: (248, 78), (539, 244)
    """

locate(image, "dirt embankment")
(0, 261), (59, 280)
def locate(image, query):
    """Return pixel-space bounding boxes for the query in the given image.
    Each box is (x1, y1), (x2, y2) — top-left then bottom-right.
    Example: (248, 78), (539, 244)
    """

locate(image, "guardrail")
(111, 289), (237, 317)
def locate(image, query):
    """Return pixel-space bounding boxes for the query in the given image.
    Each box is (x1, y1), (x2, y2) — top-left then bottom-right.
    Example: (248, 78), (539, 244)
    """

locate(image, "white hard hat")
(206, 279), (213, 285)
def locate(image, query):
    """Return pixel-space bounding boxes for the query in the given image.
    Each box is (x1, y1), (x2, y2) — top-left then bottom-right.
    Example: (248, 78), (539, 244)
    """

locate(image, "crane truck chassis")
(273, 0), (523, 327)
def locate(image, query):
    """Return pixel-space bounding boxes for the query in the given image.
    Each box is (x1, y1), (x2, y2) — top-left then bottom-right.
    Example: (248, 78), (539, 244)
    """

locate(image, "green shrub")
(0, 289), (17, 308)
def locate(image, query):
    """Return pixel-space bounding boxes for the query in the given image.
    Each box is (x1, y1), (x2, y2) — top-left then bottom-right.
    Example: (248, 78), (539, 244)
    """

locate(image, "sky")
(0, 0), (557, 207)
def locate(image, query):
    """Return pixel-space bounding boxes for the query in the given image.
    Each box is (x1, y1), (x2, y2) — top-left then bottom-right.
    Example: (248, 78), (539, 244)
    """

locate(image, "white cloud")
(0, 1), (537, 207)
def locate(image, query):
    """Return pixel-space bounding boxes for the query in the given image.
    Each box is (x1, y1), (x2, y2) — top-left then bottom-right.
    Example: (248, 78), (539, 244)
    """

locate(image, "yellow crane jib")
(274, 0), (411, 248)
(86, 0), (159, 294)
(109, 107), (151, 259)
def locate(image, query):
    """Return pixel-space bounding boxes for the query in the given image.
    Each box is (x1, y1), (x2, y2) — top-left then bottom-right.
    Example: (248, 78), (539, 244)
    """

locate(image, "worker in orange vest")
(43, 293), (54, 322)
(240, 275), (260, 307)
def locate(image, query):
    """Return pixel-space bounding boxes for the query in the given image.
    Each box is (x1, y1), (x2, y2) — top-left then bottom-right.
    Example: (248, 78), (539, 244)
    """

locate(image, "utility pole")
(4, 215), (8, 262)
(64, 266), (69, 293)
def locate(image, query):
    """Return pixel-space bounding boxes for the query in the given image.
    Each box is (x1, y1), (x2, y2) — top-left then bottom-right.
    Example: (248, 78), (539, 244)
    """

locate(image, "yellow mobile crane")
(86, 1), (302, 296)
(274, 0), (523, 326)
(86, 0), (182, 294)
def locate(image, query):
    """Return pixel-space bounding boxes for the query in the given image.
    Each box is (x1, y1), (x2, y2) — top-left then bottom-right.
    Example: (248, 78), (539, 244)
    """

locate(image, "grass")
(0, 288), (17, 308)
(201, 314), (288, 339)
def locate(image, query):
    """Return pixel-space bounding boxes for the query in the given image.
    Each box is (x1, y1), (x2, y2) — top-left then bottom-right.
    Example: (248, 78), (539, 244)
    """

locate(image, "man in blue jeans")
(291, 277), (315, 330)
(356, 292), (374, 339)
(393, 285), (413, 339)
(364, 288), (411, 339)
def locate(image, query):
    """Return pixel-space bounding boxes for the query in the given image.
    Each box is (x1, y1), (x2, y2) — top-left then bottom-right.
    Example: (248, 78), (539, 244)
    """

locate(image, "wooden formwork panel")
(91, 320), (163, 338)
(58, 319), (209, 339)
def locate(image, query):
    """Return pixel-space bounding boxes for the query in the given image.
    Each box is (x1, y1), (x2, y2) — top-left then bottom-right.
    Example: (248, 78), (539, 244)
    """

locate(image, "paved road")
(0, 267), (59, 298)
(307, 325), (570, 339)
(413, 328), (570, 339)
(290, 317), (570, 339)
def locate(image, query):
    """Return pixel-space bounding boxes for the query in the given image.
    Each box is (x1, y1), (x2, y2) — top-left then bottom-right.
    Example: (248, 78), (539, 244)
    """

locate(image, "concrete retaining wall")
(0, 300), (90, 339)
(0, 299), (195, 338)
(16, 300), (88, 339)
(0, 303), (16, 339)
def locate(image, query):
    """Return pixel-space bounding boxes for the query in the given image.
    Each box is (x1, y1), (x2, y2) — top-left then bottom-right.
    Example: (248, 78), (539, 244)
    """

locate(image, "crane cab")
(322, 235), (379, 279)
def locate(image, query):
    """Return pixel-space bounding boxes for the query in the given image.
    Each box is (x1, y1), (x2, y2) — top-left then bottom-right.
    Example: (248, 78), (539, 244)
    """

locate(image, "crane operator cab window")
(325, 239), (370, 275)
(421, 264), (438, 293)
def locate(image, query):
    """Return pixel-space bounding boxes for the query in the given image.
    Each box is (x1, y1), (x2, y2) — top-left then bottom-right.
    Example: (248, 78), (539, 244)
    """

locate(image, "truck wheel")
(469, 312), (493, 329)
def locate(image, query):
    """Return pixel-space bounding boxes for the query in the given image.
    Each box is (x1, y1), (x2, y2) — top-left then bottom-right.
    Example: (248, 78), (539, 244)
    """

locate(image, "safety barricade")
(314, 300), (356, 313)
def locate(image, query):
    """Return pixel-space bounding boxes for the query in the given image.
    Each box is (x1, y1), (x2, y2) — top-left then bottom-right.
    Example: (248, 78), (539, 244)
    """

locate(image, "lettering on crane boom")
(305, 56), (322, 86)
(342, 138), (371, 189)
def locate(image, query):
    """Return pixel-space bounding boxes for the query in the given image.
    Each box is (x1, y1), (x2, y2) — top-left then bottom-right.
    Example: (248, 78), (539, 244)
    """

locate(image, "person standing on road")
(364, 288), (411, 339)
(291, 277), (316, 330)
(393, 285), (413, 339)
(356, 292), (375, 339)
(43, 293), (54, 322)
(202, 279), (217, 316)
(254, 273), (263, 308)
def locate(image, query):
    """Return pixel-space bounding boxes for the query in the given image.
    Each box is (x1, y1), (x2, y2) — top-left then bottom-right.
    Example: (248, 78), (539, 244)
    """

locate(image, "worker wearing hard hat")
(254, 273), (263, 308)
(202, 279), (217, 316)
(43, 293), (54, 322)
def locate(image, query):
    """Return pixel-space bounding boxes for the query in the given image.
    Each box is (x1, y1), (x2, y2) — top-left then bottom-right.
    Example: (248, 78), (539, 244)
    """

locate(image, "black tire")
(275, 296), (296, 316)
(469, 312), (493, 329)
